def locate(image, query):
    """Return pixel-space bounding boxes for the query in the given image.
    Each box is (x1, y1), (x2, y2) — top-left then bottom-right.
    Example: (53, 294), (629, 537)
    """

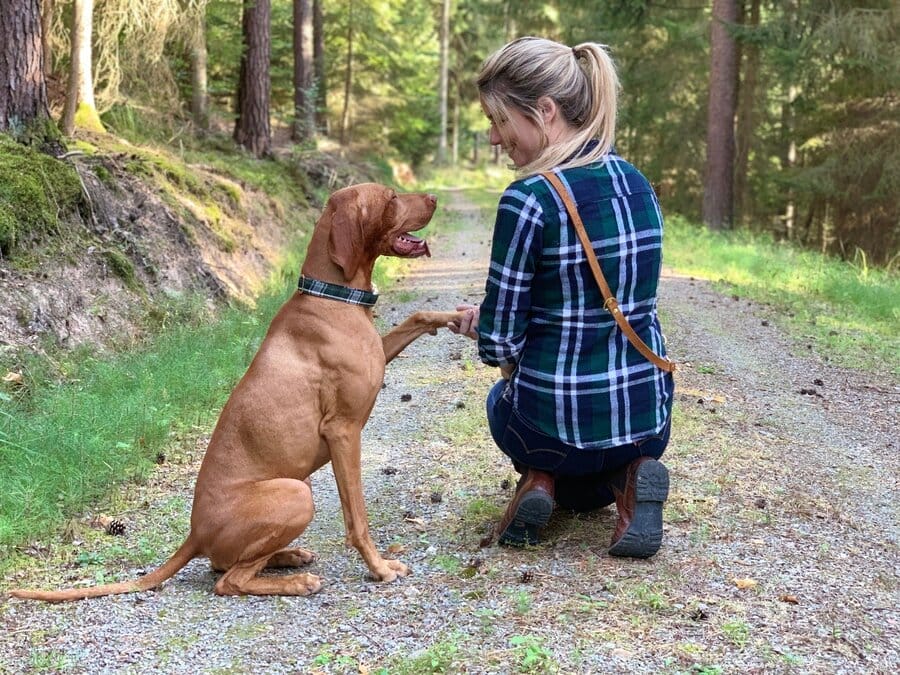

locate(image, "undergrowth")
(664, 215), (899, 375)
(0, 244), (305, 553)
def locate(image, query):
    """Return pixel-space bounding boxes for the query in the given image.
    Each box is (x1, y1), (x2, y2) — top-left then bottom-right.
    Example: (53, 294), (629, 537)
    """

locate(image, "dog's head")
(324, 183), (436, 281)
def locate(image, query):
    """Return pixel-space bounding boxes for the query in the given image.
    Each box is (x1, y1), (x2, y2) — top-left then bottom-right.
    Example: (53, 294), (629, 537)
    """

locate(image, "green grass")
(0, 245), (306, 553)
(664, 215), (899, 374)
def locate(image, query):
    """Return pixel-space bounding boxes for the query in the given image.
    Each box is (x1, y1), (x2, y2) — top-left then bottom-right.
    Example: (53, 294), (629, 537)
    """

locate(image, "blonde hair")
(478, 36), (620, 177)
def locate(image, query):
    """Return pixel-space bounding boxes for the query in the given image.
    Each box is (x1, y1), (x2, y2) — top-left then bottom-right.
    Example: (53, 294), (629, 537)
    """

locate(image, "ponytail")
(478, 37), (620, 177)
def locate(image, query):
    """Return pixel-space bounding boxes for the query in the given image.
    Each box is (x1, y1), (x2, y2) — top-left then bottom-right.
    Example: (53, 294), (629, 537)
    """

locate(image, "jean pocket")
(502, 413), (570, 473)
(634, 430), (669, 459)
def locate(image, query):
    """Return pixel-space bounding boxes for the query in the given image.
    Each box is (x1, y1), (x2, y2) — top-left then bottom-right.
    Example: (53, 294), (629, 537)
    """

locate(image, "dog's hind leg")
(265, 547), (316, 568)
(214, 558), (322, 596)
(202, 477), (321, 596)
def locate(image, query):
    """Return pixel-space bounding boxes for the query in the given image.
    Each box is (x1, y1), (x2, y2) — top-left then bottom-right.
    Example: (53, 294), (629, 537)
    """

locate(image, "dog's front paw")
(369, 558), (410, 582)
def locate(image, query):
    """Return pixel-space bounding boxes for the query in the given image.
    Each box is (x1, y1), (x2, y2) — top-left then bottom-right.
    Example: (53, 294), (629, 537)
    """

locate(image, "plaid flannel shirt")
(478, 153), (674, 449)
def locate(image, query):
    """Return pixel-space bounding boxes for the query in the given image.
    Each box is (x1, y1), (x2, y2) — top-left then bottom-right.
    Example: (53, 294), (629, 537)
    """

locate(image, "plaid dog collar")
(297, 274), (378, 307)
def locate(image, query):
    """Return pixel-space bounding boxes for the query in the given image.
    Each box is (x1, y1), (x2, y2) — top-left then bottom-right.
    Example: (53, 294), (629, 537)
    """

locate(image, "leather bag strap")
(542, 171), (677, 373)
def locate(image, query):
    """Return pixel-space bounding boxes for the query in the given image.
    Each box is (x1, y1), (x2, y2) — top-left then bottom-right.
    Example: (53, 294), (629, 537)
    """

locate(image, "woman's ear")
(536, 96), (558, 124)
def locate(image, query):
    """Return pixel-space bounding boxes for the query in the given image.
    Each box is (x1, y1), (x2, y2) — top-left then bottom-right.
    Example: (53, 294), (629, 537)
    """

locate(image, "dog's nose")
(427, 194), (437, 206)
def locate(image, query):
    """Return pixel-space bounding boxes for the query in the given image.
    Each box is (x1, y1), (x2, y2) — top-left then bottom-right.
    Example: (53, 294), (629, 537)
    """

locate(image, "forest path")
(1, 187), (897, 674)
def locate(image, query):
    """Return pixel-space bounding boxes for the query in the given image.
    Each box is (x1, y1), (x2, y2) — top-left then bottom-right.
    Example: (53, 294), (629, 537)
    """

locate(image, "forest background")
(0, 4), (898, 671)
(1, 0), (898, 266)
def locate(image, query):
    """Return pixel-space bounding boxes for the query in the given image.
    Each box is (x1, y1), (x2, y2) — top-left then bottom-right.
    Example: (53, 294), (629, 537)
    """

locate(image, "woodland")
(1, 3), (899, 671)
(0, 0), (897, 265)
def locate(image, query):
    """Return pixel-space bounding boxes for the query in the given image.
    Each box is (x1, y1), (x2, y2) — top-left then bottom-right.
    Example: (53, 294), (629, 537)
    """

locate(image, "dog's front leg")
(381, 310), (464, 364)
(324, 425), (409, 582)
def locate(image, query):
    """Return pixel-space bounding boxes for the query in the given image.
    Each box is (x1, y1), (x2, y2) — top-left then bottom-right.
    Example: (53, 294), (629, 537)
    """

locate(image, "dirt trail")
(1, 188), (897, 674)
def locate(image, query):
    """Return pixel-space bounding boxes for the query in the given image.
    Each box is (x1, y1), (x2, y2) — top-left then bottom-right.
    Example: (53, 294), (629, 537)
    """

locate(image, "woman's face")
(481, 98), (543, 168)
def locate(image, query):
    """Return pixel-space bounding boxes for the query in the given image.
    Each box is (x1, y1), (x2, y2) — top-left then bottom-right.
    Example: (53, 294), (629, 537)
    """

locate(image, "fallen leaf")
(387, 543), (407, 554)
(779, 593), (799, 604)
(404, 516), (426, 532)
(733, 577), (758, 590)
(2, 371), (23, 384)
(611, 648), (634, 659)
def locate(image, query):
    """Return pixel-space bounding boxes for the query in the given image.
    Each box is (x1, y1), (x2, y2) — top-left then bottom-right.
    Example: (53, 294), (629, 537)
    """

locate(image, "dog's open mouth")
(392, 233), (431, 257)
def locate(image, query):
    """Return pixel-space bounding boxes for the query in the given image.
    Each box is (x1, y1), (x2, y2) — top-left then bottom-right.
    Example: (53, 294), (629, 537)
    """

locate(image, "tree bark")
(0, 0), (50, 132)
(339, 0), (353, 147)
(313, 0), (326, 135)
(190, 6), (209, 133)
(61, 0), (104, 135)
(40, 0), (53, 77)
(292, 0), (314, 142)
(701, 0), (739, 230)
(436, 0), (450, 164)
(234, 0), (271, 158)
(734, 0), (759, 225)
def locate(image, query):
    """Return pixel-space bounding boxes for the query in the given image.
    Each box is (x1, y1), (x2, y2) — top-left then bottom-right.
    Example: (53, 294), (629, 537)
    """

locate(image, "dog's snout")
(427, 194), (437, 207)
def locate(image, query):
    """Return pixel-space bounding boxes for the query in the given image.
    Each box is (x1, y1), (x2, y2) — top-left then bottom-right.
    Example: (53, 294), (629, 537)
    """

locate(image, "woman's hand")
(448, 304), (479, 340)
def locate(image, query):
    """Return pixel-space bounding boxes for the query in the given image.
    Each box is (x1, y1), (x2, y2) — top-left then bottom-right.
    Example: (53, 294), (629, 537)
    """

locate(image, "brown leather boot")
(608, 458), (669, 558)
(496, 470), (555, 546)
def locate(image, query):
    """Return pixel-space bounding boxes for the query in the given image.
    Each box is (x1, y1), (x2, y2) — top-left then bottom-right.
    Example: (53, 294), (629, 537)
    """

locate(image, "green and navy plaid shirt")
(478, 153), (674, 449)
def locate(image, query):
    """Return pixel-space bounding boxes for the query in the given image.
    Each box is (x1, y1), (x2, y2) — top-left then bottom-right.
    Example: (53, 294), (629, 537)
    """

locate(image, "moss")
(122, 147), (204, 197)
(101, 248), (141, 293)
(93, 164), (115, 188)
(0, 135), (84, 255)
(73, 102), (106, 134)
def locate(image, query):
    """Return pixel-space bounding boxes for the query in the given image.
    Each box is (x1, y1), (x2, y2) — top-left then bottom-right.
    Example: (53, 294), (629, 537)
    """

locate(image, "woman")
(450, 37), (675, 558)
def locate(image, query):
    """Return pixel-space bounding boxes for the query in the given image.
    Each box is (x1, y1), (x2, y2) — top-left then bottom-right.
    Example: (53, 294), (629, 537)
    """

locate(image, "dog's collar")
(297, 274), (378, 307)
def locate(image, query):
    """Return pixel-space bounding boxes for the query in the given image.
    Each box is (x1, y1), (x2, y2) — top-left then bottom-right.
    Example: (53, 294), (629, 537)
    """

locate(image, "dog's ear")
(328, 189), (369, 281)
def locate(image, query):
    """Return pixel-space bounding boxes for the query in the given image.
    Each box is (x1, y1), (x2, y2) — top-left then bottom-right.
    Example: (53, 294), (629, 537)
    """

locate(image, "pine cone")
(106, 519), (127, 536)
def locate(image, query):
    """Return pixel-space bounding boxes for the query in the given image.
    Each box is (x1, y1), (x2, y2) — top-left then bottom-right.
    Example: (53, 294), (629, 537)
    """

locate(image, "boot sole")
(608, 459), (669, 558)
(498, 490), (554, 547)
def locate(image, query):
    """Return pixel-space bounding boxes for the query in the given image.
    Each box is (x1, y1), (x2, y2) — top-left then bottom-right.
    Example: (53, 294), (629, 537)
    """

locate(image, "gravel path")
(2, 188), (898, 674)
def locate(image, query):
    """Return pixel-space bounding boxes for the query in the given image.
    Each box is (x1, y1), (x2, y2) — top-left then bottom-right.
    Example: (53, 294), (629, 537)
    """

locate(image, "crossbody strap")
(542, 171), (677, 373)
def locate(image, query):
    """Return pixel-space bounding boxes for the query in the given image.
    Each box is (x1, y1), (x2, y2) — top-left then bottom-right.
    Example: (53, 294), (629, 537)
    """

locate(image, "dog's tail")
(7, 536), (198, 603)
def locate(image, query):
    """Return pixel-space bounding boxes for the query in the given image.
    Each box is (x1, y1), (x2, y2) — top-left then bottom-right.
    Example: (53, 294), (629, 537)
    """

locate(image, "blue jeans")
(486, 379), (671, 512)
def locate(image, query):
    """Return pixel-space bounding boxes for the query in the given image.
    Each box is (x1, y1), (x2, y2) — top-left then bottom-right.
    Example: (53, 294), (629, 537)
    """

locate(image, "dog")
(9, 183), (461, 601)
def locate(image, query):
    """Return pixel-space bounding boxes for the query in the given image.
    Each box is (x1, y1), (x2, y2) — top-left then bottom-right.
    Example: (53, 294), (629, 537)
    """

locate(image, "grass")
(664, 215), (900, 374)
(0, 243), (306, 554)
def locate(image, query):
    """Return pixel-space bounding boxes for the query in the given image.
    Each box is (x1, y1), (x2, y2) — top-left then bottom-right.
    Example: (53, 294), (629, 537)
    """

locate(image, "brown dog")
(10, 183), (460, 601)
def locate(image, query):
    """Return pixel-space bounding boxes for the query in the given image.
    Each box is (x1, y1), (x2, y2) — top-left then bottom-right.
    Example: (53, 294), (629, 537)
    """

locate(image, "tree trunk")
(733, 0), (759, 226)
(292, 0), (314, 142)
(234, 0), (271, 158)
(451, 82), (459, 166)
(701, 0), (739, 230)
(40, 0), (53, 77)
(190, 6), (209, 133)
(339, 0), (353, 147)
(61, 0), (104, 135)
(781, 85), (799, 240)
(436, 0), (450, 164)
(313, 0), (326, 135)
(0, 0), (50, 133)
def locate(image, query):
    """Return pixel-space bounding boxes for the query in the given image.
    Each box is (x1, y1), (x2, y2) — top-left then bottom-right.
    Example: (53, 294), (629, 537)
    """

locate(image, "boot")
(496, 470), (555, 546)
(608, 458), (669, 558)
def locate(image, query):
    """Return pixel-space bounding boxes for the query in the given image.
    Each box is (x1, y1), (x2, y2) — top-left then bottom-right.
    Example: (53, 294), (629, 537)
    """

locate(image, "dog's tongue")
(395, 233), (431, 257)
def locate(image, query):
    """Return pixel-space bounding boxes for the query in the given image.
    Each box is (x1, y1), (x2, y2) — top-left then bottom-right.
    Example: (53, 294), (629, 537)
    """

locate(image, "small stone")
(430, 492), (443, 504)
(400, 394), (412, 402)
